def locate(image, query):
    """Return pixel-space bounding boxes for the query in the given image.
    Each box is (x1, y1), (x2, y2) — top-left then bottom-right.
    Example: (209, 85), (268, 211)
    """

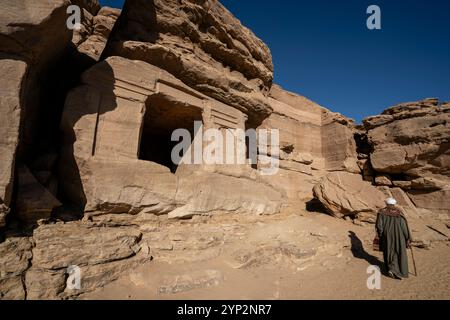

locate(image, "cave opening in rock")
(139, 94), (203, 173)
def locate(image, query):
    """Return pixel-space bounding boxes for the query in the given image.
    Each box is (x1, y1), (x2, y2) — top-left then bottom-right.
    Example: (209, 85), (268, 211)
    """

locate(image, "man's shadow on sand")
(348, 231), (388, 276)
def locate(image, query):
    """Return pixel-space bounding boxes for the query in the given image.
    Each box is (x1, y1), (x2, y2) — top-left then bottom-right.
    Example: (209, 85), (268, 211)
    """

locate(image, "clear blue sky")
(100, 0), (450, 122)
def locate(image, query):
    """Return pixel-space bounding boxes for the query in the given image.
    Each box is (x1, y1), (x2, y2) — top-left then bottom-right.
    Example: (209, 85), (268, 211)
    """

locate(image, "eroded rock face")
(313, 171), (386, 219)
(363, 99), (450, 217)
(104, 0), (273, 126)
(321, 110), (359, 173)
(366, 99), (450, 177)
(16, 166), (61, 225)
(0, 0), (72, 226)
(0, 58), (26, 226)
(258, 85), (359, 211)
(60, 56), (282, 219)
(0, 237), (33, 299)
(73, 5), (121, 62)
(26, 221), (151, 299)
(1, 0), (449, 301)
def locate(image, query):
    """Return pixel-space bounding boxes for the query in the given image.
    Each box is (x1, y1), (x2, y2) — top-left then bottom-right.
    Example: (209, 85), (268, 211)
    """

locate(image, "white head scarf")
(385, 198), (397, 205)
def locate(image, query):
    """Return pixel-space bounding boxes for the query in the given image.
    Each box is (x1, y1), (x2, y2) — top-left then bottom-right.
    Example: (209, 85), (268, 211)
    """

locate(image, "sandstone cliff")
(0, 0), (448, 300)
(103, 0), (274, 127)
(363, 99), (450, 219)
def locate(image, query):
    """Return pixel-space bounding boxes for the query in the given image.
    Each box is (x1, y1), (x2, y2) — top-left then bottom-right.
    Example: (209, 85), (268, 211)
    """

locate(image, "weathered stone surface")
(60, 56), (282, 219)
(358, 159), (374, 182)
(364, 99), (450, 216)
(374, 174), (392, 186)
(362, 114), (394, 129)
(16, 166), (61, 224)
(0, 58), (27, 227)
(32, 222), (142, 269)
(321, 111), (359, 173)
(265, 85), (324, 169)
(410, 177), (448, 190)
(104, 0), (273, 125)
(158, 270), (223, 295)
(0, 237), (32, 300)
(258, 85), (360, 209)
(408, 189), (450, 219)
(313, 172), (386, 218)
(231, 244), (317, 270)
(62, 254), (149, 298)
(25, 268), (66, 300)
(0, 276), (25, 300)
(367, 99), (450, 177)
(1, 0), (449, 301)
(0, 0), (72, 225)
(75, 6), (121, 61)
(26, 221), (152, 298)
(0, 203), (8, 228)
(171, 172), (282, 219)
(0, 237), (33, 277)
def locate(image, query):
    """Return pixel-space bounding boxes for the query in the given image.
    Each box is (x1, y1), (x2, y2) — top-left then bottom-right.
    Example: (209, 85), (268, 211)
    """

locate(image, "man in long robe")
(376, 198), (412, 279)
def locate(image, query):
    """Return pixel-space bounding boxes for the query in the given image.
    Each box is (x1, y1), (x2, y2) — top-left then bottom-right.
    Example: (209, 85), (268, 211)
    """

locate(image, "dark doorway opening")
(139, 94), (203, 173)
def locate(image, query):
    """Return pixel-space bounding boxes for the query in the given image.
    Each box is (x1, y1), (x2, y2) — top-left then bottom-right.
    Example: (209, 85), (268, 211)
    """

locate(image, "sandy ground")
(81, 212), (450, 300)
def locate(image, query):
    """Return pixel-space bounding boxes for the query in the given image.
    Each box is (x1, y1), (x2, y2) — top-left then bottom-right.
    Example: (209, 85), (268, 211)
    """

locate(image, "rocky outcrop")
(258, 85), (360, 212)
(1, 0), (449, 300)
(73, 5), (121, 62)
(311, 99), (450, 247)
(25, 221), (151, 299)
(363, 98), (450, 218)
(0, 0), (72, 226)
(15, 166), (61, 224)
(321, 110), (359, 173)
(313, 171), (386, 221)
(104, 0), (273, 126)
(60, 56), (282, 219)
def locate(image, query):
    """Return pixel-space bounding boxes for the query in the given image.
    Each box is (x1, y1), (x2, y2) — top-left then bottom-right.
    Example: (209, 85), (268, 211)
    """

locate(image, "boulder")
(392, 180), (412, 190)
(313, 171), (386, 218)
(27, 221), (152, 298)
(0, 276), (26, 300)
(408, 189), (450, 220)
(364, 99), (450, 216)
(366, 99), (450, 178)
(158, 270), (224, 295)
(171, 172), (282, 219)
(0, 0), (71, 63)
(103, 0), (273, 126)
(410, 177), (448, 190)
(374, 174), (392, 186)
